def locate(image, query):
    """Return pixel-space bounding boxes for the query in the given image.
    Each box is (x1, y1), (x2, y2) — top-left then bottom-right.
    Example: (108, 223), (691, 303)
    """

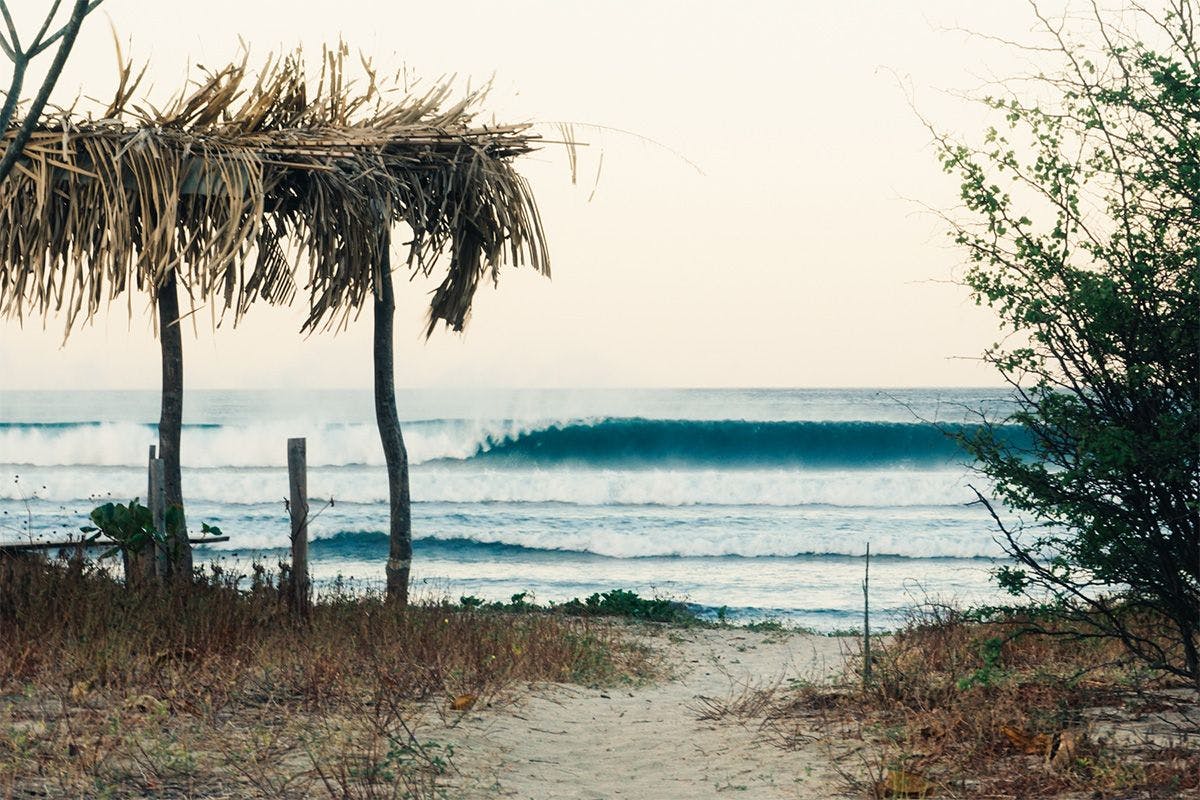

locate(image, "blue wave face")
(466, 418), (1016, 468)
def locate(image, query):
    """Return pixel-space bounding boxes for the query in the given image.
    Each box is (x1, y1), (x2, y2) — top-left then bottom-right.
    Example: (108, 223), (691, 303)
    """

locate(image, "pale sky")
(0, 1), (1067, 389)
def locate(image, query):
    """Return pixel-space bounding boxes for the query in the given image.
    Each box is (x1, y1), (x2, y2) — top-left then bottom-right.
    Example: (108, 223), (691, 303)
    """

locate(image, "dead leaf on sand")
(877, 767), (935, 797)
(1001, 724), (1086, 770)
(1000, 724), (1052, 755)
(450, 693), (477, 711)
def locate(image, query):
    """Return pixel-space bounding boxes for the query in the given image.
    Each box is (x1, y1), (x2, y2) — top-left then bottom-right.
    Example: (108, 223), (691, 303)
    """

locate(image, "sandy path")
(432, 628), (853, 800)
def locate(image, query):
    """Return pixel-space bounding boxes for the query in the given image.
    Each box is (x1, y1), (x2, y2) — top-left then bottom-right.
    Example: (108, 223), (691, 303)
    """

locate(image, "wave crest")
(0, 417), (1013, 469)
(466, 418), (995, 467)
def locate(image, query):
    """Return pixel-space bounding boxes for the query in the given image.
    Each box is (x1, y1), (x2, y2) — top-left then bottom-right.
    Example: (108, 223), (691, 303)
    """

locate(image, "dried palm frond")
(0, 44), (553, 337)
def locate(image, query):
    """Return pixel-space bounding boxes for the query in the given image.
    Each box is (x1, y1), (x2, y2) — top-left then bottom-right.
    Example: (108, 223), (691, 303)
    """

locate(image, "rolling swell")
(211, 529), (1002, 560)
(468, 418), (1015, 468)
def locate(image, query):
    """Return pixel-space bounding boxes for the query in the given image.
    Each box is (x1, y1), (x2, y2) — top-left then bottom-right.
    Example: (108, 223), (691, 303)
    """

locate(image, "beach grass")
(700, 605), (1199, 798)
(0, 557), (658, 798)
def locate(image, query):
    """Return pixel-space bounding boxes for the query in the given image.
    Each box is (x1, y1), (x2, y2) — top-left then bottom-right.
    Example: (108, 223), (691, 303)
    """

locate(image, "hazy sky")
(0, 1), (1066, 389)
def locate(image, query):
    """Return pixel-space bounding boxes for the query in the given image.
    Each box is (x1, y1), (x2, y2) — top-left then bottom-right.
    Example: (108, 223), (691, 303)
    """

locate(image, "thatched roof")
(0, 46), (550, 336)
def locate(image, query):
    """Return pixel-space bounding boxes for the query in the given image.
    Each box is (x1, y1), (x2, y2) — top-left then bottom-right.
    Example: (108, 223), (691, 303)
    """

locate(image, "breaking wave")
(0, 417), (1016, 469)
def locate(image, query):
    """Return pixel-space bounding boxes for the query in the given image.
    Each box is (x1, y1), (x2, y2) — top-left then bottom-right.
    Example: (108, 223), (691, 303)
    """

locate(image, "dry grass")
(0, 557), (655, 798)
(701, 608), (1200, 799)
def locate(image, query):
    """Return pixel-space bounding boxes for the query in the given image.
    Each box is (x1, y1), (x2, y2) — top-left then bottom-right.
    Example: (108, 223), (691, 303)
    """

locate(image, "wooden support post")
(149, 457), (168, 580)
(373, 245), (412, 606)
(287, 437), (310, 615)
(157, 269), (191, 578)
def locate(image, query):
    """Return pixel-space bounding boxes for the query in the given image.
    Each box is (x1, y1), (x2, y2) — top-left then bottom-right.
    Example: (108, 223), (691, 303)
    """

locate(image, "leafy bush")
(937, 1), (1200, 689)
(458, 588), (699, 624)
(80, 499), (159, 558)
(559, 589), (695, 623)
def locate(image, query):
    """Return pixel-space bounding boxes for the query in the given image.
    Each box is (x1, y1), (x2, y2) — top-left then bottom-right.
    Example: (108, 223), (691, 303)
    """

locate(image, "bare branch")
(0, 0), (92, 184)
(27, 0), (64, 53)
(0, 2), (22, 56)
(28, 0), (102, 57)
(0, 55), (24, 138)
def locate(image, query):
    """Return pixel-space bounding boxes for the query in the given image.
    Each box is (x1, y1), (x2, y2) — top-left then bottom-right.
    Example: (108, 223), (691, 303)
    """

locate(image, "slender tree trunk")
(157, 270), (191, 580)
(373, 247), (412, 605)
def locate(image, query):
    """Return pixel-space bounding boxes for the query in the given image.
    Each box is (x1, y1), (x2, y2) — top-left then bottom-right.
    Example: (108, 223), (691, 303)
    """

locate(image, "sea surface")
(0, 388), (1018, 630)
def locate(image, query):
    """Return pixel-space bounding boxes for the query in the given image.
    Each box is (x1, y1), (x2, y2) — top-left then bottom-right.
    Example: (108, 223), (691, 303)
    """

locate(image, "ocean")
(0, 388), (1017, 631)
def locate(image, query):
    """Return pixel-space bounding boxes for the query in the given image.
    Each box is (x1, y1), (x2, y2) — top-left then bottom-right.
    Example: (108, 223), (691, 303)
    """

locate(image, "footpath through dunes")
(430, 627), (852, 800)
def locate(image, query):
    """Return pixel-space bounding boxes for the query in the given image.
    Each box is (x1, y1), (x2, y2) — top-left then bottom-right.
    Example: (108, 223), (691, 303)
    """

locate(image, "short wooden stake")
(125, 445), (160, 587)
(149, 457), (168, 580)
(287, 437), (310, 615)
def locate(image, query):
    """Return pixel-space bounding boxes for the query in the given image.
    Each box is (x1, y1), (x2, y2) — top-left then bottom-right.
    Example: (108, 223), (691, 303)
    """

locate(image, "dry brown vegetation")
(0, 557), (655, 798)
(702, 608), (1200, 799)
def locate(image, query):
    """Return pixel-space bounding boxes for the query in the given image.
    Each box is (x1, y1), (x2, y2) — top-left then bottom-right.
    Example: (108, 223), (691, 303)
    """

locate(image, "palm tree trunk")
(157, 270), (191, 580)
(373, 247), (412, 605)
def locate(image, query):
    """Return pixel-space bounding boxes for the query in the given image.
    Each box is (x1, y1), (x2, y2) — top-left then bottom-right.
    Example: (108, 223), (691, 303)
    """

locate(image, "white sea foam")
(180, 523), (1003, 560)
(1, 464), (982, 509)
(7, 497), (995, 559)
(1, 462), (1003, 560)
(413, 526), (1004, 560)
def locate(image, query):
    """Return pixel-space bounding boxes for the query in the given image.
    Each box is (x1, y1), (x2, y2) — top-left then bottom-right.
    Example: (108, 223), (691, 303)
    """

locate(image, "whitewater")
(0, 388), (1017, 630)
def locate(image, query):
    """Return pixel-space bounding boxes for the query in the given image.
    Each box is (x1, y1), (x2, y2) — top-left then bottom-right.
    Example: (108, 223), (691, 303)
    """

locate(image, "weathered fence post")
(123, 445), (159, 586)
(149, 457), (168, 581)
(287, 437), (309, 615)
(146, 444), (156, 503)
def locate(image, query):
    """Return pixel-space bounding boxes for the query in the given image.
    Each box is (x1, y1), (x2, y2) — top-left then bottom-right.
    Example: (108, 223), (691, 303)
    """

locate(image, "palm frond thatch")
(0, 45), (550, 336)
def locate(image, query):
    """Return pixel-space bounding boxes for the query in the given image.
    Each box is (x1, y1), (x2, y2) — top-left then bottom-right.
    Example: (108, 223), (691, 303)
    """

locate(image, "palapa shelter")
(0, 47), (552, 602)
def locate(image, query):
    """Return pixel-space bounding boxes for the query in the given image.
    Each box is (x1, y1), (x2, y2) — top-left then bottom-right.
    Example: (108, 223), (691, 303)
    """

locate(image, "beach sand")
(429, 627), (853, 799)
